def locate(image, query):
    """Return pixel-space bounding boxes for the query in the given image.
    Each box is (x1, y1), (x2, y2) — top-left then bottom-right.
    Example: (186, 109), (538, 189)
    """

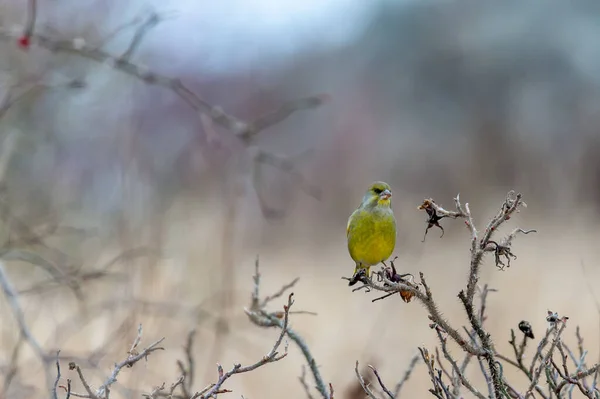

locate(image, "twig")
(260, 277), (300, 308)
(435, 329), (486, 399)
(555, 364), (600, 396)
(368, 365), (394, 399)
(53, 350), (61, 399)
(393, 353), (420, 397)
(355, 270), (483, 357)
(191, 293), (294, 399)
(526, 322), (567, 398)
(17, 0), (37, 46)
(418, 348), (445, 399)
(0, 27), (327, 139)
(299, 366), (316, 399)
(119, 11), (161, 62)
(65, 326), (166, 398)
(354, 362), (383, 399)
(0, 261), (53, 390)
(529, 326), (555, 377)
(70, 362), (97, 398)
(580, 259), (600, 384)
(176, 329), (196, 397)
(247, 259), (330, 399)
(96, 333), (165, 397)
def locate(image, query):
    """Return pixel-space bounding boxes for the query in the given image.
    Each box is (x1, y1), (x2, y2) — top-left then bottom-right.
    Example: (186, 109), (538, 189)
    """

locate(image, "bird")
(346, 181), (397, 286)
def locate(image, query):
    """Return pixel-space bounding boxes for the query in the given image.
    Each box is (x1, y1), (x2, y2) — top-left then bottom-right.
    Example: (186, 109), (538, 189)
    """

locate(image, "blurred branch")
(176, 330), (196, 398)
(52, 351), (60, 399)
(0, 261), (54, 391)
(118, 11), (161, 62)
(0, 24), (327, 140)
(393, 353), (420, 397)
(299, 366), (316, 399)
(352, 355), (420, 399)
(15, 0), (37, 48)
(1, 8), (326, 223)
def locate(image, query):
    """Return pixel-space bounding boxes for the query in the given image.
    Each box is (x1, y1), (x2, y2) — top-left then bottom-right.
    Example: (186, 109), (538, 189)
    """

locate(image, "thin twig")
(53, 350), (61, 399)
(0, 261), (53, 390)
(299, 366), (316, 399)
(393, 353), (420, 397)
(435, 329), (486, 399)
(247, 260), (330, 399)
(191, 293), (294, 399)
(368, 365), (394, 399)
(355, 362), (382, 399)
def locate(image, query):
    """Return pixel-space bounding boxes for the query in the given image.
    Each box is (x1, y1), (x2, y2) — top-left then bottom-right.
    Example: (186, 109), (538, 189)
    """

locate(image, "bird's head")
(361, 181), (393, 209)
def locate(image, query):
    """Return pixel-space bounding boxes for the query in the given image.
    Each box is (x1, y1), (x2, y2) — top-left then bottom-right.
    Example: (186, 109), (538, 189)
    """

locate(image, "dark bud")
(546, 311), (560, 324)
(518, 320), (534, 339)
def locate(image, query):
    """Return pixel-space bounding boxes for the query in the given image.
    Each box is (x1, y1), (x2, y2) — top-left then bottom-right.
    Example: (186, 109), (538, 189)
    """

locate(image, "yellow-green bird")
(346, 181), (396, 286)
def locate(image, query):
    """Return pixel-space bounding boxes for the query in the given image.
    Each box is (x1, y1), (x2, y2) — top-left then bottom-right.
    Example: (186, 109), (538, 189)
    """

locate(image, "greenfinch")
(346, 181), (396, 286)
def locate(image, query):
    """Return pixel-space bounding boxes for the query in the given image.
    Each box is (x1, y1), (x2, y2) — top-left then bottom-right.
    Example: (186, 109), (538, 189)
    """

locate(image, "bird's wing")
(346, 209), (359, 238)
(346, 216), (352, 237)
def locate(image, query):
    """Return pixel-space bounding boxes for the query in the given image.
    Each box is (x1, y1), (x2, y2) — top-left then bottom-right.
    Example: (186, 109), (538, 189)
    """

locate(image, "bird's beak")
(380, 189), (392, 200)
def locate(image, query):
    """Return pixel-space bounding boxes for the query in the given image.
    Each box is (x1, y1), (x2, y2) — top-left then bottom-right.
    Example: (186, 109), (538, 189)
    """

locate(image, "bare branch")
(0, 28), (327, 140)
(118, 11), (162, 62)
(368, 365), (394, 399)
(299, 366), (316, 399)
(69, 362), (97, 399)
(435, 329), (486, 399)
(354, 362), (383, 399)
(393, 353), (420, 397)
(0, 261), (53, 389)
(555, 363), (600, 396)
(53, 351), (61, 399)
(350, 270), (483, 357)
(526, 320), (568, 398)
(247, 260), (330, 398)
(191, 293), (294, 399)
(96, 336), (165, 397)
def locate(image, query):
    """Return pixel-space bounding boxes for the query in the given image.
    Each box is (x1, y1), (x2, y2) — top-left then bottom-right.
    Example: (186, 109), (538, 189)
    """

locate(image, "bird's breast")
(347, 208), (396, 265)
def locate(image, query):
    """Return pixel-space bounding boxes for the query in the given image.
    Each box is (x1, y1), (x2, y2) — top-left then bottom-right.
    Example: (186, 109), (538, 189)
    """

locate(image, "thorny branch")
(351, 191), (600, 399)
(350, 192), (539, 398)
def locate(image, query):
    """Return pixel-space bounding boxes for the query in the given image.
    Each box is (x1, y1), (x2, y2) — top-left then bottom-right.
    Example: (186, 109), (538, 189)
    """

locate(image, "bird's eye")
(373, 188), (382, 194)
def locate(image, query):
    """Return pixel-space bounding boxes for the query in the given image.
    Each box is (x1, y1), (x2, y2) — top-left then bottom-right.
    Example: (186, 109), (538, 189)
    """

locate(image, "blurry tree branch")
(0, 261), (55, 392)
(0, 8), (327, 218)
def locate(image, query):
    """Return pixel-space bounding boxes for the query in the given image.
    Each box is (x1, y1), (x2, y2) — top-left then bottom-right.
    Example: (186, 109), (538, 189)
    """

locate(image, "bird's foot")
(347, 268), (368, 286)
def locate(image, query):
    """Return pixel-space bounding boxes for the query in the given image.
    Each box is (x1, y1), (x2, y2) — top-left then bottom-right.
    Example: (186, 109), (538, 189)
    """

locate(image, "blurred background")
(1, 0), (600, 397)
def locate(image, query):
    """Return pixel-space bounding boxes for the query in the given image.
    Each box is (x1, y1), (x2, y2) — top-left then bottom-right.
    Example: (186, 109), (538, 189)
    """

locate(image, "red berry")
(17, 35), (30, 49)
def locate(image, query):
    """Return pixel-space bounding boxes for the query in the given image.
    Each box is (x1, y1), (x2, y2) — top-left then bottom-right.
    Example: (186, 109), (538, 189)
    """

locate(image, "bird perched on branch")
(346, 181), (397, 286)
